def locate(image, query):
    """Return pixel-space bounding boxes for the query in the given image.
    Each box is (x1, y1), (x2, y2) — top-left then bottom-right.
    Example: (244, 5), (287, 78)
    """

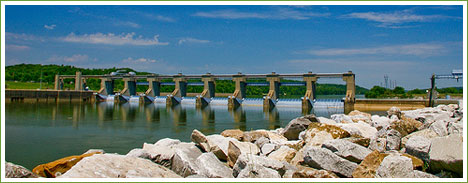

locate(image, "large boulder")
(58, 154), (181, 178)
(142, 142), (195, 168)
(126, 148), (151, 159)
(267, 146), (297, 163)
(236, 164), (281, 178)
(322, 139), (372, 163)
(170, 144), (203, 177)
(368, 137), (386, 153)
(205, 134), (237, 161)
(5, 162), (39, 178)
(344, 137), (370, 147)
(429, 120), (449, 136)
(281, 115), (317, 140)
(227, 140), (260, 167)
(32, 150), (103, 177)
(330, 114), (353, 123)
(154, 138), (181, 147)
(385, 129), (401, 151)
(370, 115), (391, 130)
(303, 123), (350, 146)
(291, 165), (339, 178)
(401, 129), (439, 148)
(337, 121), (377, 138)
(191, 129), (210, 152)
(302, 146), (358, 177)
(221, 129), (244, 141)
(261, 143), (278, 156)
(387, 107), (402, 119)
(352, 150), (388, 178)
(347, 110), (372, 123)
(242, 130), (269, 143)
(375, 154), (415, 178)
(233, 154), (286, 177)
(195, 152), (233, 178)
(405, 136), (431, 161)
(429, 134), (463, 176)
(390, 116), (423, 137)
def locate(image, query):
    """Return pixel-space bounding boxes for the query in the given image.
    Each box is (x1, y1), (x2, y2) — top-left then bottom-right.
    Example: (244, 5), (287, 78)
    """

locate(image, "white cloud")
(130, 11), (175, 22)
(305, 43), (445, 57)
(61, 32), (169, 46)
(44, 24), (56, 30)
(178, 37), (211, 45)
(193, 8), (329, 20)
(48, 54), (94, 63)
(114, 21), (140, 28)
(344, 9), (457, 28)
(6, 44), (30, 51)
(6, 32), (44, 42)
(152, 15), (175, 22)
(122, 57), (157, 63)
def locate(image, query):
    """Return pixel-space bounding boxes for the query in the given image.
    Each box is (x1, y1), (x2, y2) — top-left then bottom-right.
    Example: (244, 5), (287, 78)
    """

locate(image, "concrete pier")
(343, 71), (356, 113)
(263, 72), (280, 110)
(166, 73), (187, 106)
(143, 77), (161, 103)
(302, 72), (317, 112)
(196, 73), (216, 108)
(74, 71), (83, 91)
(228, 73), (246, 109)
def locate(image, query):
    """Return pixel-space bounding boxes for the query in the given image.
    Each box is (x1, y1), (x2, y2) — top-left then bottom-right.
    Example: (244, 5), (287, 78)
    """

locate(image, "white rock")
(376, 154), (414, 178)
(322, 139), (372, 163)
(171, 144), (203, 177)
(233, 154), (286, 177)
(429, 134), (463, 176)
(337, 121), (377, 139)
(302, 146), (358, 178)
(236, 164), (281, 178)
(405, 136), (431, 161)
(261, 143), (278, 156)
(195, 152), (233, 178)
(429, 120), (449, 136)
(267, 146), (297, 163)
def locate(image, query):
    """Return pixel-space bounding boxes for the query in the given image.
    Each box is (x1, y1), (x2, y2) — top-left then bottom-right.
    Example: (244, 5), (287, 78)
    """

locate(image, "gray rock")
(126, 148), (151, 159)
(302, 146), (358, 178)
(337, 122), (377, 138)
(236, 164), (281, 178)
(387, 107), (401, 119)
(413, 170), (438, 178)
(58, 154), (181, 178)
(448, 122), (463, 135)
(154, 138), (181, 147)
(429, 134), (463, 176)
(5, 162), (38, 178)
(206, 134), (237, 161)
(369, 137), (387, 153)
(195, 152), (233, 178)
(233, 154), (286, 177)
(405, 136), (431, 161)
(267, 146), (297, 163)
(401, 129), (439, 148)
(142, 142), (194, 168)
(171, 144), (203, 177)
(186, 174), (207, 178)
(322, 139), (372, 163)
(331, 114), (353, 123)
(191, 129), (210, 152)
(83, 149), (105, 155)
(370, 115), (391, 130)
(281, 116), (315, 140)
(261, 143), (278, 156)
(227, 140), (260, 167)
(385, 129), (401, 151)
(376, 155), (414, 178)
(429, 120), (448, 136)
(254, 137), (270, 148)
(317, 117), (337, 125)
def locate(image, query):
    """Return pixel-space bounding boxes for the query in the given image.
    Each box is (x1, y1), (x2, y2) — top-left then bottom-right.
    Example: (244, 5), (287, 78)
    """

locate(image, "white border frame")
(1, 1), (467, 182)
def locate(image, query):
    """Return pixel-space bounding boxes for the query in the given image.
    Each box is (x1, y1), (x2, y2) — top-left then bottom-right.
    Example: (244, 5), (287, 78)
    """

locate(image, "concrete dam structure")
(53, 71), (357, 112)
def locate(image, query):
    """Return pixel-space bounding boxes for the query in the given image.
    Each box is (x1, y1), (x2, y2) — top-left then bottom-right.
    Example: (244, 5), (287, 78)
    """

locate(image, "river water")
(5, 98), (345, 170)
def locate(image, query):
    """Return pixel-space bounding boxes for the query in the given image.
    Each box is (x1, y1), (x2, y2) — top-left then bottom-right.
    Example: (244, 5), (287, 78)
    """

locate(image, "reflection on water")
(5, 99), (344, 170)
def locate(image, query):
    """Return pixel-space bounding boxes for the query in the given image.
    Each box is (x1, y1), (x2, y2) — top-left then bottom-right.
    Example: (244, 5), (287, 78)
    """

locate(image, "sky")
(4, 5), (464, 89)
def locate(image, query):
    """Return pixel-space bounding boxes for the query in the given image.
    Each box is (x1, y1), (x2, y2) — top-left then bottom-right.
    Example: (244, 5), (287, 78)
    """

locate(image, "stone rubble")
(12, 103), (463, 178)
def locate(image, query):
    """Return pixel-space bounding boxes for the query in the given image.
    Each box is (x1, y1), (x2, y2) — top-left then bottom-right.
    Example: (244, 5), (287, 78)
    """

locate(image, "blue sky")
(5, 5), (464, 89)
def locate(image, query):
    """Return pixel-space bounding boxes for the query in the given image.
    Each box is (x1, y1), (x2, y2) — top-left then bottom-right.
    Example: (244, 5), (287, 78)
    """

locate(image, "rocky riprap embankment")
(6, 103), (463, 178)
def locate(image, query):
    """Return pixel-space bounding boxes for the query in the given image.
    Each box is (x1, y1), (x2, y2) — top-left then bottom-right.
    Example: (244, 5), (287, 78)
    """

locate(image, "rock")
(233, 154), (286, 177)
(369, 137), (386, 153)
(281, 116), (315, 140)
(32, 150), (103, 177)
(58, 154), (181, 178)
(413, 170), (438, 178)
(344, 137), (370, 147)
(387, 107), (401, 119)
(83, 149), (105, 155)
(303, 146), (358, 177)
(304, 131), (334, 146)
(390, 116), (423, 137)
(292, 166), (339, 178)
(290, 148), (305, 166)
(348, 110), (372, 123)
(322, 139), (372, 163)
(276, 140), (304, 151)
(205, 135), (235, 161)
(266, 130), (289, 144)
(401, 153), (424, 170)
(191, 129), (210, 152)
(221, 129), (244, 141)
(448, 122), (463, 135)
(385, 129), (401, 150)
(303, 123), (350, 146)
(330, 114), (353, 123)
(195, 152), (233, 178)
(171, 144), (203, 177)
(227, 140), (260, 167)
(267, 146), (297, 163)
(261, 143), (278, 156)
(317, 117), (337, 125)
(429, 134), (463, 176)
(376, 154), (415, 178)
(429, 120), (449, 136)
(242, 130), (269, 143)
(352, 150), (388, 178)
(405, 136), (431, 161)
(254, 137), (270, 148)
(370, 115), (391, 130)
(126, 148), (150, 159)
(154, 138), (181, 147)
(302, 114), (320, 122)
(142, 142), (195, 168)
(186, 174), (207, 178)
(236, 164), (281, 178)
(401, 129), (439, 148)
(5, 162), (39, 178)
(337, 121), (377, 138)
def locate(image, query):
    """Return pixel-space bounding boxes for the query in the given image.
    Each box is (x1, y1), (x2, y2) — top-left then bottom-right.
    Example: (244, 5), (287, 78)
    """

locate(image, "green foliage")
(365, 85), (462, 99)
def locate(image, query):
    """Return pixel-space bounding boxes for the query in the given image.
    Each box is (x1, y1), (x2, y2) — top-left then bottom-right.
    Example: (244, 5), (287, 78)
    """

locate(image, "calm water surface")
(6, 99), (345, 170)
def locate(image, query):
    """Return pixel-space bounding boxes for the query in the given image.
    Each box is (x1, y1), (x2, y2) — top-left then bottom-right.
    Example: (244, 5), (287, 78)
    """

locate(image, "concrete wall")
(5, 89), (94, 103)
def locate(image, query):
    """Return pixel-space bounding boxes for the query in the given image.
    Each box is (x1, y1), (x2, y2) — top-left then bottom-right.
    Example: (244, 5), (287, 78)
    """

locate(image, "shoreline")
(5, 101), (464, 178)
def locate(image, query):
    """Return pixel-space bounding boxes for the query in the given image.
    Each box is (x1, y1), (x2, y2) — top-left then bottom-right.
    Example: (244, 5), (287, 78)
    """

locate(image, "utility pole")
(384, 75), (389, 89)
